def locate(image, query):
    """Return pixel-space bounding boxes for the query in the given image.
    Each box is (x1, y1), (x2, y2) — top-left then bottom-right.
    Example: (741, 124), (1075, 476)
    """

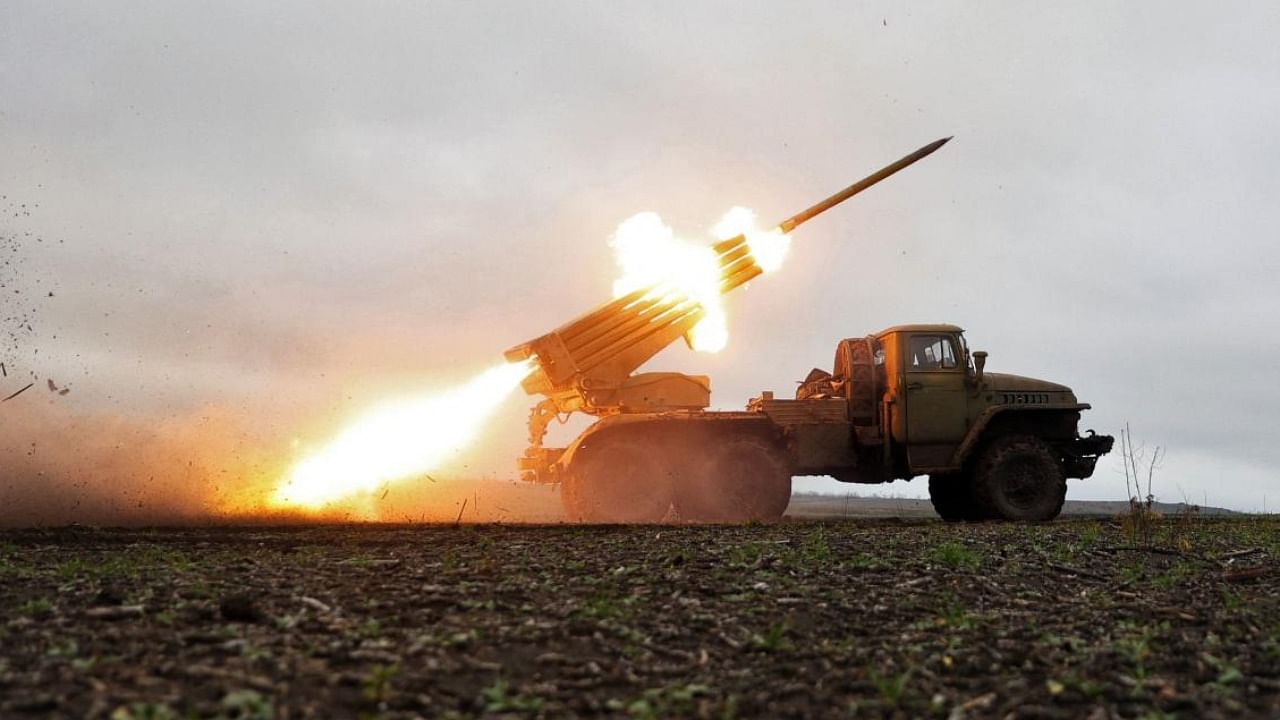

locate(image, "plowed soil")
(2, 517), (1277, 719)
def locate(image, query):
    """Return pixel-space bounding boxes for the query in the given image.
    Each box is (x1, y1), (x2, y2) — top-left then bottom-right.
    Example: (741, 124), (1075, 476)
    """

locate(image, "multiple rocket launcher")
(503, 137), (952, 416)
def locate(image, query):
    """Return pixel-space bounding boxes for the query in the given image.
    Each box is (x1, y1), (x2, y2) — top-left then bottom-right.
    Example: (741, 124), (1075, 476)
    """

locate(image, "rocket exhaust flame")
(271, 360), (533, 510)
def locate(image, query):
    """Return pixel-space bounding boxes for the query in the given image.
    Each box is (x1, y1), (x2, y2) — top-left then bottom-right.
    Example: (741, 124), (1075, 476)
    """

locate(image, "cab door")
(904, 333), (968, 468)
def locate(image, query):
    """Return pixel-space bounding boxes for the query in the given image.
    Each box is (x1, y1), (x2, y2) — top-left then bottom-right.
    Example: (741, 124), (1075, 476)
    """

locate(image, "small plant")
(56, 557), (89, 579)
(1152, 561), (1187, 588)
(221, 689), (274, 720)
(929, 541), (980, 570)
(847, 552), (883, 570)
(1117, 423), (1164, 547)
(667, 547), (691, 567)
(799, 526), (831, 563)
(482, 678), (543, 713)
(444, 629), (478, 648)
(750, 621), (790, 652)
(1202, 653), (1243, 688)
(19, 598), (53, 618)
(1121, 560), (1146, 585)
(71, 656), (98, 672)
(1063, 671), (1105, 699)
(867, 666), (912, 708)
(727, 542), (764, 567)
(1078, 521), (1101, 550)
(440, 547), (460, 571)
(110, 703), (179, 720)
(1264, 626), (1280, 661)
(46, 638), (79, 658)
(361, 664), (399, 703)
(1113, 621), (1160, 689)
(936, 595), (976, 630)
(577, 592), (627, 621)
(356, 618), (382, 638)
(614, 684), (711, 719)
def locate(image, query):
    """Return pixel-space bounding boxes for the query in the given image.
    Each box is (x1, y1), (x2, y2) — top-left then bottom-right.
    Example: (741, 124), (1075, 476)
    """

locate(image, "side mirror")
(973, 351), (988, 386)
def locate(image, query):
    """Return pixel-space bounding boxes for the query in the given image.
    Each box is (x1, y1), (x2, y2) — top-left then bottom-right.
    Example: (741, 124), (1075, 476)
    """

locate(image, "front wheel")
(972, 435), (1067, 521)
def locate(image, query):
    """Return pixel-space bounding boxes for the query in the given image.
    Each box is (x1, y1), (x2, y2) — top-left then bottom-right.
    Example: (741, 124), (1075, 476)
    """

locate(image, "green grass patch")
(749, 621), (790, 652)
(928, 541), (981, 570)
(868, 666), (912, 708)
(481, 678), (543, 714)
(20, 597), (53, 618)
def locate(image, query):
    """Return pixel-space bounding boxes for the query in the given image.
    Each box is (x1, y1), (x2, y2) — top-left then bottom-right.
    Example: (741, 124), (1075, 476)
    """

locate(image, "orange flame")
(270, 360), (532, 511)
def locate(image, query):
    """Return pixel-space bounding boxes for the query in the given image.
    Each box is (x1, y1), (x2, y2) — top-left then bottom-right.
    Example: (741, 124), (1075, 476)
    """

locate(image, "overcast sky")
(2, 1), (1278, 514)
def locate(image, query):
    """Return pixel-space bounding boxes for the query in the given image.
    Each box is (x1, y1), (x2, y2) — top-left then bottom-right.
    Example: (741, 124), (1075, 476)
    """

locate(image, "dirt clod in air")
(218, 593), (265, 623)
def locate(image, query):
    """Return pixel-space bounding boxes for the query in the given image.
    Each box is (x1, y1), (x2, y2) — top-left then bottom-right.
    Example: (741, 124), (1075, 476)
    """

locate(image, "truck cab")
(770, 324), (1113, 520)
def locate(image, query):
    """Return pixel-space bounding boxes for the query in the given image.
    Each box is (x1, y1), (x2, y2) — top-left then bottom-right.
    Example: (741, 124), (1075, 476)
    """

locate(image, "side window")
(908, 335), (958, 370)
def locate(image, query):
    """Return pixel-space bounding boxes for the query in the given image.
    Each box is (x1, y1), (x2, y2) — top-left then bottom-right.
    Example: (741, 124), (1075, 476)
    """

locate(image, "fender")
(949, 403), (1091, 468)
(555, 411), (775, 477)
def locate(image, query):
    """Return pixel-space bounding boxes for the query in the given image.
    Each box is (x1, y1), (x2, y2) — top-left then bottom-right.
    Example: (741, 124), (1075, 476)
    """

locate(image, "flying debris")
(3, 382), (34, 402)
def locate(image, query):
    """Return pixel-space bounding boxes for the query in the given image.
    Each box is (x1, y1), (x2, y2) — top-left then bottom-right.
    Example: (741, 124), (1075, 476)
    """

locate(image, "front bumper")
(1056, 430), (1115, 479)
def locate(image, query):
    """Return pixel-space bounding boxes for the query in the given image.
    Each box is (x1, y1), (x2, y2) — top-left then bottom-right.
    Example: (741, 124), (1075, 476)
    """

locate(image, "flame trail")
(271, 360), (532, 510)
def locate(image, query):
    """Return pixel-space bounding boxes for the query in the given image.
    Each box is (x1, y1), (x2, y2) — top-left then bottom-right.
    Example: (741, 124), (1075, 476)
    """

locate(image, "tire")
(928, 473), (974, 522)
(972, 435), (1067, 521)
(560, 437), (674, 523)
(676, 434), (792, 523)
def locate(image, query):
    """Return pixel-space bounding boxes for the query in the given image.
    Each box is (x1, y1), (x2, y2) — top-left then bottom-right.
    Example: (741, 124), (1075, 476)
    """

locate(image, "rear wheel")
(677, 435), (792, 523)
(561, 437), (674, 523)
(972, 435), (1066, 521)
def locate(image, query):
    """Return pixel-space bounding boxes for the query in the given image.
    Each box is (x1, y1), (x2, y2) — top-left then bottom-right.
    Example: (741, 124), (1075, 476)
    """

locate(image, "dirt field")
(2, 516), (1277, 719)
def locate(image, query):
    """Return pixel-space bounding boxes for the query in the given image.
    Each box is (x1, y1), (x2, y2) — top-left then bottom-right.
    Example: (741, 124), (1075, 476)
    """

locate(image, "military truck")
(504, 139), (1113, 522)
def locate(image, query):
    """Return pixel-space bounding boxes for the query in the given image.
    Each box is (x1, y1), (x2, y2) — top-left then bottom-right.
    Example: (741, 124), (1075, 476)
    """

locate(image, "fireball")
(611, 206), (791, 353)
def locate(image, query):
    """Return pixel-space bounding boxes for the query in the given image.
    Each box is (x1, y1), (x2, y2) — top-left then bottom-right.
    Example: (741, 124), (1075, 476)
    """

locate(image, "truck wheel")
(561, 439), (674, 523)
(928, 473), (977, 522)
(972, 435), (1066, 521)
(677, 435), (792, 523)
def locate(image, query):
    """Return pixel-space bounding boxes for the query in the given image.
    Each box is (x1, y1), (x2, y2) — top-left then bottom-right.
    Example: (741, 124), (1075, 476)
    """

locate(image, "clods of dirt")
(218, 593), (265, 623)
